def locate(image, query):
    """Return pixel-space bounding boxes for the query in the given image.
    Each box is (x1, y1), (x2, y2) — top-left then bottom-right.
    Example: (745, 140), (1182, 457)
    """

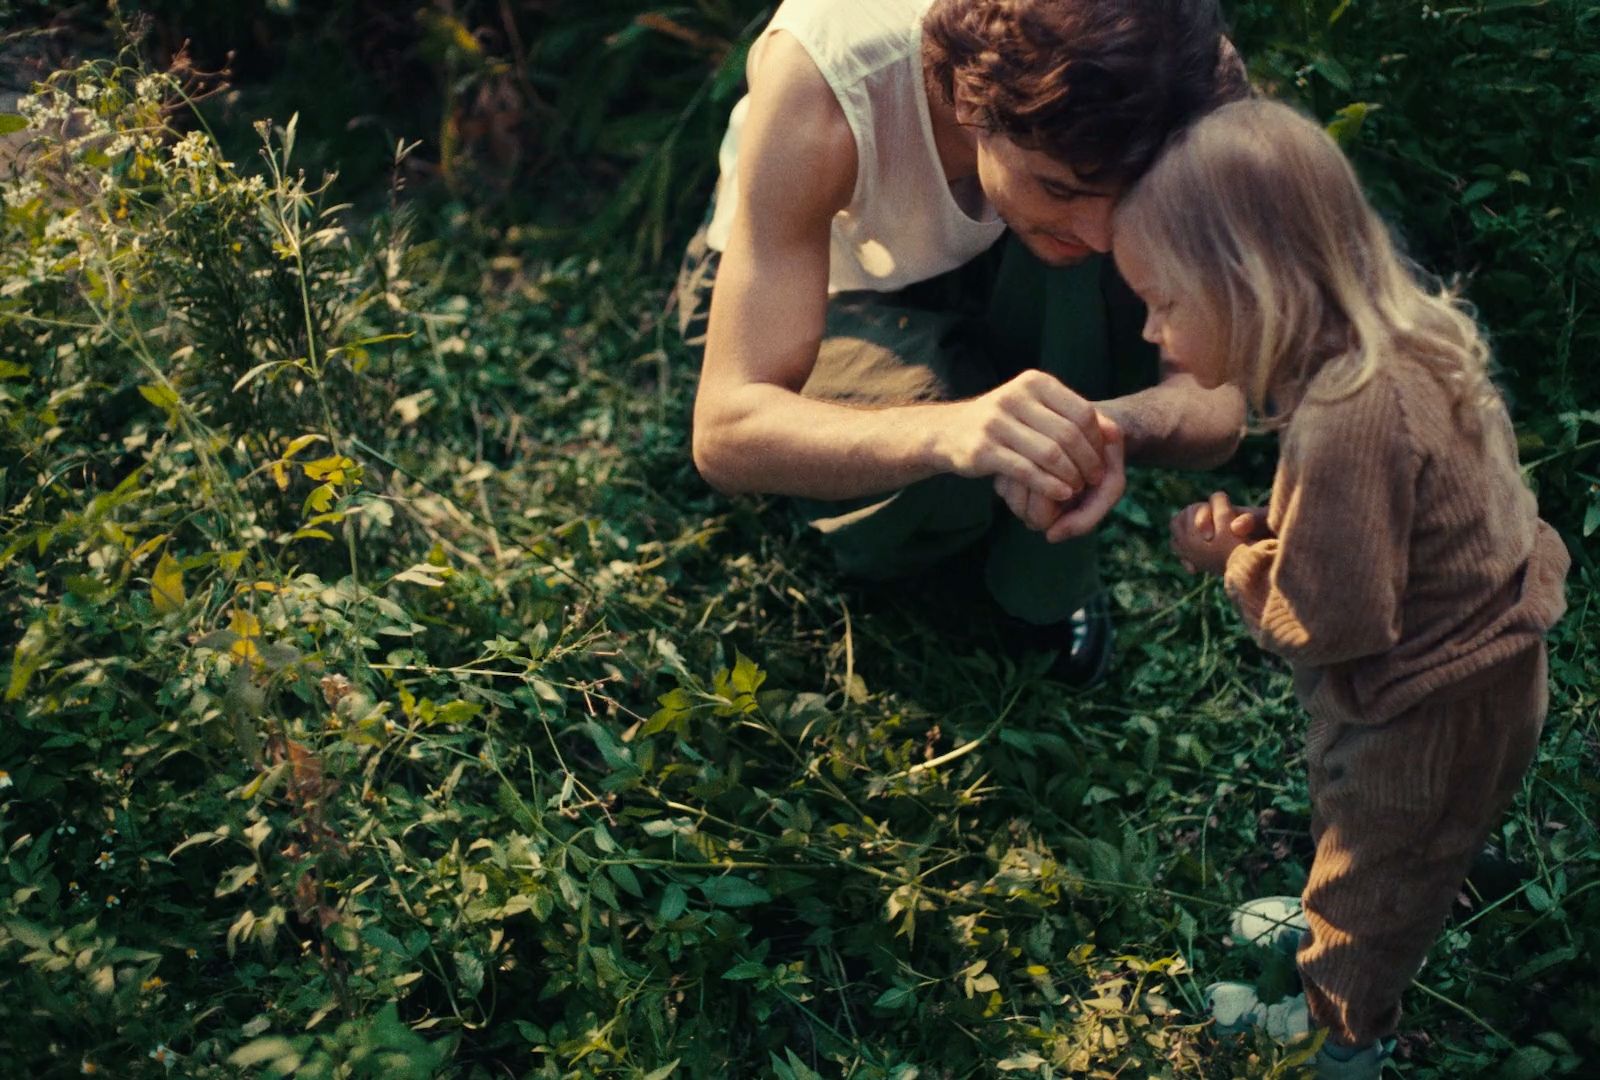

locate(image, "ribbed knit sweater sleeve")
(1225, 374), (1418, 666)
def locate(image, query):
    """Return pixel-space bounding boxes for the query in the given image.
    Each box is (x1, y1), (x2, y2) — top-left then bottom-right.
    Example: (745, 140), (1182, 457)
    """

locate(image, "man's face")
(1112, 231), (1228, 389)
(973, 131), (1118, 266)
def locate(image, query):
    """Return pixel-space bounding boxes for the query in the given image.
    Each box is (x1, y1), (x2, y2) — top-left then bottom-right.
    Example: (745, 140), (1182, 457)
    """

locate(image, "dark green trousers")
(677, 230), (1158, 624)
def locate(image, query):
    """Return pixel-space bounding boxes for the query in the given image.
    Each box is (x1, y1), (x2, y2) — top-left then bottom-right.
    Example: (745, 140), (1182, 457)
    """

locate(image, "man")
(678, 0), (1248, 686)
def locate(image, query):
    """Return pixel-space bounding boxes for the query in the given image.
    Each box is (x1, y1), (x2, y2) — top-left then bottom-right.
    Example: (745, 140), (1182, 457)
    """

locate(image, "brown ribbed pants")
(1297, 647), (1548, 1047)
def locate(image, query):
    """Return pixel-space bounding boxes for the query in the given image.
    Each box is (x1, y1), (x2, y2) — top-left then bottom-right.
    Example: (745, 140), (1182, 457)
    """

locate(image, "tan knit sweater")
(1224, 352), (1570, 726)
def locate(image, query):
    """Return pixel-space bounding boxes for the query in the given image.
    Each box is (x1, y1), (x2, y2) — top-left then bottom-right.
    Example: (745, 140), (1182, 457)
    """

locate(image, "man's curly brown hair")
(924, 0), (1248, 189)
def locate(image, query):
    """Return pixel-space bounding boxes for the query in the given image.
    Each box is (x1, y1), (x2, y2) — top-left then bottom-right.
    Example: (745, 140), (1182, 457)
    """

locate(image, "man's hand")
(994, 412), (1125, 541)
(1169, 491), (1265, 574)
(937, 370), (1109, 502)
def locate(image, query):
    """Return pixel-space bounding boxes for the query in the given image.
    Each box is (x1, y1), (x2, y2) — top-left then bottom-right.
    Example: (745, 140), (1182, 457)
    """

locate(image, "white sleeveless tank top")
(704, 0), (1005, 294)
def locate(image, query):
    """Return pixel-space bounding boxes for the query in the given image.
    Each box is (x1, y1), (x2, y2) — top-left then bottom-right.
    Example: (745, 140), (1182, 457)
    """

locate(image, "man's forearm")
(1097, 380), (1245, 469)
(693, 383), (952, 500)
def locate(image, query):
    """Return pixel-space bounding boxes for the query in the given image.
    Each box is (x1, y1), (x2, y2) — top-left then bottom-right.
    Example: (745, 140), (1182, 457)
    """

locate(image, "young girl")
(1111, 99), (1570, 1076)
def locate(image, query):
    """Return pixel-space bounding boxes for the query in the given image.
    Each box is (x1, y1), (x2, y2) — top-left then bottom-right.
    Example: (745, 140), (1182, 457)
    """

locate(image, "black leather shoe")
(999, 592), (1114, 690)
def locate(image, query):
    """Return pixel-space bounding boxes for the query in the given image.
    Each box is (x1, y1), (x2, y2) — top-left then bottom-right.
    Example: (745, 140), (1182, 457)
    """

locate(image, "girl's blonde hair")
(1113, 98), (1494, 426)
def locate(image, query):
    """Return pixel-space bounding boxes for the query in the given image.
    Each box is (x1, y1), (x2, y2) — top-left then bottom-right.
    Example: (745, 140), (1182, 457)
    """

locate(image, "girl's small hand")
(1045, 413), (1125, 542)
(1228, 505), (1273, 542)
(994, 474), (1062, 532)
(1169, 491), (1248, 575)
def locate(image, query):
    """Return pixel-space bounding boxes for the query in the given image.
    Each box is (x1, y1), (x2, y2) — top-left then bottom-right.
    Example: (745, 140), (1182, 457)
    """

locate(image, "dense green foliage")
(1, 3), (1595, 1078)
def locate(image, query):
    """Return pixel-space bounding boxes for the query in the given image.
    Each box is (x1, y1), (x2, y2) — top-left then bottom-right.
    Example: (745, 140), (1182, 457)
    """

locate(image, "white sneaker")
(1229, 895), (1309, 955)
(1205, 982), (1390, 1079)
(1205, 981), (1312, 1039)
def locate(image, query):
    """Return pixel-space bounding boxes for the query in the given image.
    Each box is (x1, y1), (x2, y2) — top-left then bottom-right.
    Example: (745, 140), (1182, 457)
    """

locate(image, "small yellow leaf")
(138, 383), (178, 412)
(304, 483), (336, 514)
(151, 552), (186, 614)
(302, 455), (353, 483)
(229, 610), (262, 662)
(129, 532), (171, 563)
(282, 433), (326, 459)
(271, 460), (289, 490)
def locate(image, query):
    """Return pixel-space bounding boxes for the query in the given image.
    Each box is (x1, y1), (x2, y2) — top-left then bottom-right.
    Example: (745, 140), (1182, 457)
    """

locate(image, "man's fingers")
(993, 422), (1087, 494)
(1010, 397), (1107, 485)
(993, 447), (1075, 503)
(1025, 373), (1106, 458)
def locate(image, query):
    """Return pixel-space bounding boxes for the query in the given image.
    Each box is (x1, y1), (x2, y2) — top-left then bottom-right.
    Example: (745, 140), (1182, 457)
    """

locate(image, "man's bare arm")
(691, 35), (1108, 503)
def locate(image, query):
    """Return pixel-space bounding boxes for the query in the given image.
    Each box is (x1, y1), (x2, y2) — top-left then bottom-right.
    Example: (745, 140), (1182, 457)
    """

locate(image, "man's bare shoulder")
(739, 31), (857, 217)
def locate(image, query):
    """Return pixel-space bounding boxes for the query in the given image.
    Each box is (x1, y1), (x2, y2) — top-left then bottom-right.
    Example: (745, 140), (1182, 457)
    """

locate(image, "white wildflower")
(171, 131), (211, 168)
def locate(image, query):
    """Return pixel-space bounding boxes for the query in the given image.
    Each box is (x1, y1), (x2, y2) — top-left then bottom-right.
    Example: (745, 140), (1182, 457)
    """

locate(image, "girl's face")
(973, 131), (1117, 266)
(1112, 232), (1228, 388)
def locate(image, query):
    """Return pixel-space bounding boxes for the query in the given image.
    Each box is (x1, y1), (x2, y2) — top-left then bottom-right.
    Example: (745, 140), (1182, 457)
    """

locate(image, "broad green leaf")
(657, 882), (688, 921)
(454, 950), (485, 996)
(874, 986), (915, 1009)
(362, 925), (406, 956)
(698, 877), (770, 907)
(0, 114), (25, 135)
(1312, 55), (1352, 92)
(4, 919), (53, 949)
(607, 862), (644, 898)
(1496, 1045), (1556, 1080)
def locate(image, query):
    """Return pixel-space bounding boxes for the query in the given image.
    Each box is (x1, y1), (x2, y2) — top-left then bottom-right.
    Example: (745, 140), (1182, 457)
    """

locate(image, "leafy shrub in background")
(1232, 0), (1599, 548)
(55, 0), (771, 258)
(0, 57), (447, 1075)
